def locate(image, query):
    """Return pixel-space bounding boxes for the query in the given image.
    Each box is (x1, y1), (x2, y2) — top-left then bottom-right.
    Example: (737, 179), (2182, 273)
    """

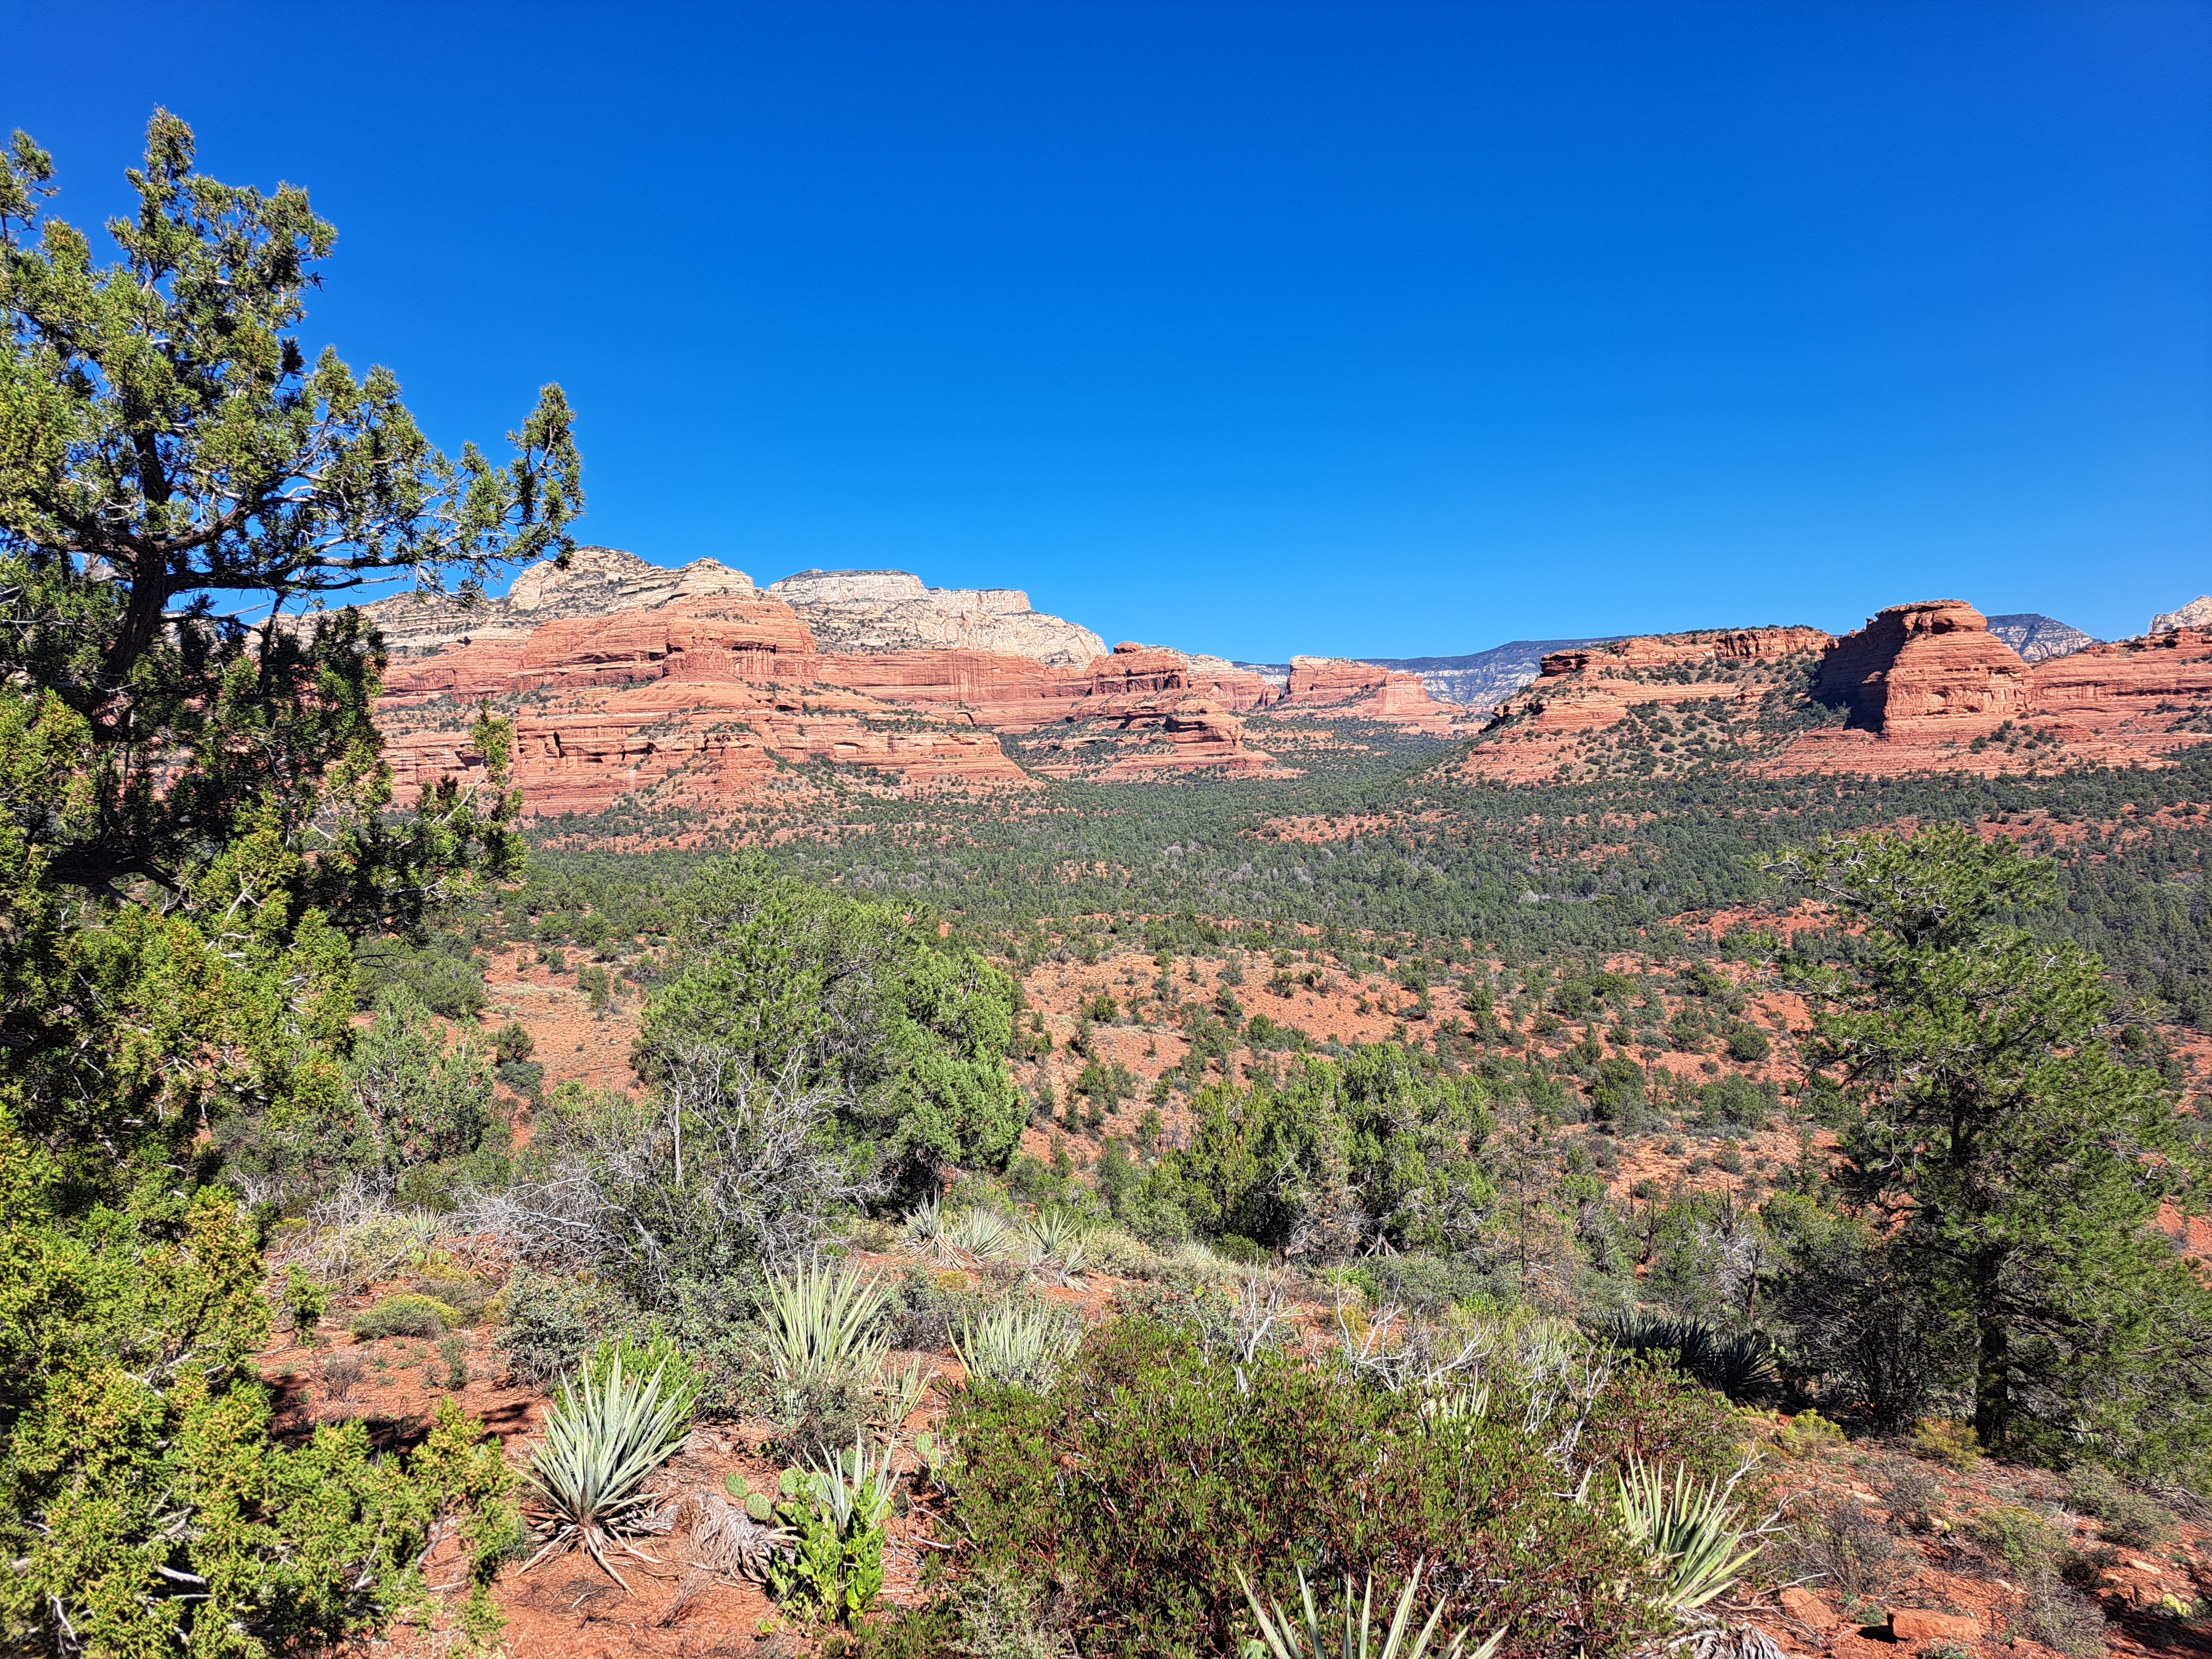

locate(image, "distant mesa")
(765, 568), (1108, 667)
(1360, 640), (1623, 709)
(1983, 612), (2097, 663)
(2152, 596), (2212, 635)
(1463, 597), (2212, 784)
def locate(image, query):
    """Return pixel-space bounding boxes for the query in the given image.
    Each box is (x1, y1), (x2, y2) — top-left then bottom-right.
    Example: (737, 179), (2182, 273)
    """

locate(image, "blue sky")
(6, 1), (2208, 660)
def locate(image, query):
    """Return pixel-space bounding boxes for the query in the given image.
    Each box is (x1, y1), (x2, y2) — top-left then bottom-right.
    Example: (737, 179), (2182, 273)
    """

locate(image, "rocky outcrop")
(2152, 596), (2212, 634)
(1463, 626), (1834, 782)
(352, 546), (755, 654)
(1360, 640), (1618, 708)
(2027, 626), (2212, 766)
(1813, 602), (2030, 741)
(765, 570), (1107, 667)
(1985, 612), (2096, 663)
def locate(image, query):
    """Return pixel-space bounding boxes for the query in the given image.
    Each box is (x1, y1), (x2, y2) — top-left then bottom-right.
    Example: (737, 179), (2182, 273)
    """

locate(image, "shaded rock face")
(352, 546), (754, 654)
(2153, 596), (2212, 634)
(1814, 601), (2030, 740)
(764, 569), (1108, 667)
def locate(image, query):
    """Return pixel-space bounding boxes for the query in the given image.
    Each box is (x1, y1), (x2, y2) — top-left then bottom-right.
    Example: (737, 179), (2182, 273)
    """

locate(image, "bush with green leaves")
(942, 1318), (1704, 1659)
(1139, 1046), (1494, 1258)
(770, 1430), (897, 1624)
(350, 1291), (461, 1340)
(635, 854), (1024, 1193)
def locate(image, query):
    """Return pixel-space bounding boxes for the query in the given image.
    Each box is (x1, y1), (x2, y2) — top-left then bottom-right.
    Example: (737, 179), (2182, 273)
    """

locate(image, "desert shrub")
(1212, 1232), (1266, 1267)
(1083, 1226), (1168, 1282)
(320, 1349), (367, 1402)
(2066, 1463), (2178, 1548)
(350, 1293), (460, 1340)
(499, 1270), (635, 1387)
(1770, 1495), (1906, 1615)
(1872, 1462), (1944, 1534)
(943, 1319), (1668, 1659)
(1774, 1409), (1846, 1459)
(282, 1266), (330, 1343)
(1578, 1359), (1755, 1491)
(1969, 1507), (2107, 1655)
(1908, 1416), (1980, 1471)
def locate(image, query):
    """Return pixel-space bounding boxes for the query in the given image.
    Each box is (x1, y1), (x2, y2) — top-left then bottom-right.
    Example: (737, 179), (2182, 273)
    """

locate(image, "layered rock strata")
(1279, 657), (1465, 733)
(1812, 602), (2030, 741)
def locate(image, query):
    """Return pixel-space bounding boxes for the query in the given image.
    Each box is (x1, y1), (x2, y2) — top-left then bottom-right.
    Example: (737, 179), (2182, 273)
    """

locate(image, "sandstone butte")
(1463, 600), (2212, 784)
(366, 551), (1466, 820)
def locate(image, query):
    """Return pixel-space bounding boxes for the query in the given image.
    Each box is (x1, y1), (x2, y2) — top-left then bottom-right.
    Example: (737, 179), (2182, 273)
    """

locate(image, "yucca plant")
(1236, 1562), (1504, 1659)
(901, 1197), (949, 1260)
(763, 1254), (890, 1391)
(1022, 1207), (1087, 1285)
(1597, 1314), (1779, 1405)
(520, 1350), (694, 1592)
(871, 1355), (931, 1429)
(1614, 1456), (1766, 1615)
(952, 1295), (1081, 1391)
(948, 1207), (1014, 1263)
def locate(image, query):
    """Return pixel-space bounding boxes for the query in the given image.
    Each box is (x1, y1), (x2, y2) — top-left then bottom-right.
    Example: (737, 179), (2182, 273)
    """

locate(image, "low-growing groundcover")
(926, 1319), (1752, 1659)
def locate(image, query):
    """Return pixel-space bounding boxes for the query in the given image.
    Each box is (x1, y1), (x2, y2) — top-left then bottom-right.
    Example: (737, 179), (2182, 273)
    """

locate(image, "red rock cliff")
(1814, 601), (2030, 741)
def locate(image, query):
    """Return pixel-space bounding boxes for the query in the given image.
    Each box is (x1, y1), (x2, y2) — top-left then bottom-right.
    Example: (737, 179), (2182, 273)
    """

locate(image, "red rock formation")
(1812, 601), (2029, 741)
(2028, 625), (2212, 766)
(1275, 656), (1466, 733)
(1468, 626), (1833, 780)
(375, 594), (1028, 819)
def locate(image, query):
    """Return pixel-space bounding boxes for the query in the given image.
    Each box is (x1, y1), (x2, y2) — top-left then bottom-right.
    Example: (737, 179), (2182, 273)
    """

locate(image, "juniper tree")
(1772, 824), (2212, 1469)
(0, 111), (575, 1652)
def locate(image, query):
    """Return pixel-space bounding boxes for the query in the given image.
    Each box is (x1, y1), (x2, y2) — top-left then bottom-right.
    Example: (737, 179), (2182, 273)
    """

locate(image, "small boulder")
(1780, 1588), (1839, 1628)
(1889, 1609), (1980, 1643)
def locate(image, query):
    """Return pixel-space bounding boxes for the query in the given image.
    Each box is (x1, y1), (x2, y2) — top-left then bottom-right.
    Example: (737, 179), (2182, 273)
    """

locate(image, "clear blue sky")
(6, 1), (2209, 660)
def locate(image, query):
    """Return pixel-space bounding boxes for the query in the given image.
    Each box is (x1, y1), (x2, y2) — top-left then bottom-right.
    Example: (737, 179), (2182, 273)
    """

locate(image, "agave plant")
(901, 1197), (948, 1260)
(952, 1295), (1081, 1391)
(763, 1254), (890, 1391)
(520, 1351), (694, 1592)
(1597, 1314), (1778, 1405)
(1614, 1457), (1766, 1614)
(1236, 1562), (1504, 1659)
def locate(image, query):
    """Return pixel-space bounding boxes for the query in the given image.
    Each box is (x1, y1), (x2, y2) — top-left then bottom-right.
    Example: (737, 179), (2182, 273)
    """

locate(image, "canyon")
(370, 548), (1464, 820)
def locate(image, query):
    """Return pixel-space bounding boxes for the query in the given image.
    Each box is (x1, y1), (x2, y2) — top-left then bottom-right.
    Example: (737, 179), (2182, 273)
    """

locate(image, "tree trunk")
(1972, 1250), (2010, 1448)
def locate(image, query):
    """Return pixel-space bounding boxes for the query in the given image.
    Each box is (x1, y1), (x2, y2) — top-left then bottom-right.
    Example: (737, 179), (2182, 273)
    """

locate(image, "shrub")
(1770, 1496), (1905, 1615)
(943, 1319), (1667, 1659)
(771, 1430), (897, 1624)
(1774, 1409), (1846, 1459)
(320, 1348), (366, 1402)
(2066, 1463), (2178, 1548)
(282, 1266), (330, 1344)
(499, 1270), (632, 1387)
(1908, 1417), (1980, 1471)
(350, 1293), (460, 1340)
